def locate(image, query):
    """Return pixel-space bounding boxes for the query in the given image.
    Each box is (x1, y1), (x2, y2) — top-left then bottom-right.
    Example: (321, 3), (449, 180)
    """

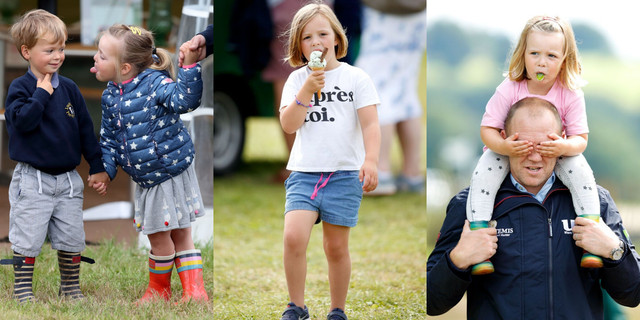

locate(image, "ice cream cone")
(311, 66), (325, 97)
(309, 48), (329, 101)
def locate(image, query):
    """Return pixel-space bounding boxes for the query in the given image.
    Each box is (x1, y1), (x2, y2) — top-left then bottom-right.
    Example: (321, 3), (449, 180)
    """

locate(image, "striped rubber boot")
(58, 251), (94, 299)
(175, 249), (209, 302)
(0, 251), (37, 304)
(138, 252), (175, 302)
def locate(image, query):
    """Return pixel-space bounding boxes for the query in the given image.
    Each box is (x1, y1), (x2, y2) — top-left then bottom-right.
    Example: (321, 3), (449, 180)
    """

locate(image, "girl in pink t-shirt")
(468, 15), (600, 275)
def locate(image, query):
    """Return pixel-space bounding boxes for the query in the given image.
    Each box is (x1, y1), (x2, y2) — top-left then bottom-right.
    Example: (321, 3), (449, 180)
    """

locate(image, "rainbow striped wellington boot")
(579, 214), (604, 268)
(57, 251), (95, 299)
(175, 249), (208, 302)
(469, 221), (495, 275)
(138, 252), (175, 302)
(0, 251), (37, 304)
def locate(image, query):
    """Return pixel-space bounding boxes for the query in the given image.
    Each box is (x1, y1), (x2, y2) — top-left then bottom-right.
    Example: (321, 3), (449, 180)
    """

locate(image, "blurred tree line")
(427, 20), (640, 201)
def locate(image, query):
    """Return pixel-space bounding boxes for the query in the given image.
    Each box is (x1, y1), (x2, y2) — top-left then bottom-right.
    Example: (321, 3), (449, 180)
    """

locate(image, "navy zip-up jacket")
(427, 177), (640, 319)
(4, 72), (104, 175)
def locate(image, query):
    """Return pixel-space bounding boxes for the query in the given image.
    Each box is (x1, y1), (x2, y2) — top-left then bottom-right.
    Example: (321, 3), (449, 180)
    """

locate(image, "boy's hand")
(87, 172), (110, 196)
(537, 133), (567, 158)
(303, 70), (325, 97)
(180, 40), (203, 67)
(501, 133), (532, 157)
(359, 159), (378, 193)
(178, 35), (207, 67)
(37, 73), (53, 95)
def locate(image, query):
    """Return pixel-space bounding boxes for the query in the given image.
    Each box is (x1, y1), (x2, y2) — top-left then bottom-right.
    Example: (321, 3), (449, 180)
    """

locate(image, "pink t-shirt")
(481, 78), (588, 136)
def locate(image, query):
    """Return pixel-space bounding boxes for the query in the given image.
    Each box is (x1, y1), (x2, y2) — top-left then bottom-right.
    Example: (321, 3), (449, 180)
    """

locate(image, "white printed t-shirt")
(281, 62), (380, 172)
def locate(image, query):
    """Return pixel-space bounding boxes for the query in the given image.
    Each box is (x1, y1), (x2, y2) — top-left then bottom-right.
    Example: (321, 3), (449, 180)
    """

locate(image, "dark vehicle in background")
(213, 1), (275, 175)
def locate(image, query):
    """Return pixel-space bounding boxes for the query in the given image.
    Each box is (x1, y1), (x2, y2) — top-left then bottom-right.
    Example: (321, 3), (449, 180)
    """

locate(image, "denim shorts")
(284, 171), (363, 227)
(8, 162), (86, 257)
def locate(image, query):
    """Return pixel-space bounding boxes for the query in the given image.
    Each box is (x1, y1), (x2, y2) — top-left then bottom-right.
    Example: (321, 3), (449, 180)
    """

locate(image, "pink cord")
(310, 173), (334, 200)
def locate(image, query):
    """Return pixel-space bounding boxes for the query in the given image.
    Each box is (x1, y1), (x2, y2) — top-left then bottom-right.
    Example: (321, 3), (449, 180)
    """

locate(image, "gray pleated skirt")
(133, 165), (206, 235)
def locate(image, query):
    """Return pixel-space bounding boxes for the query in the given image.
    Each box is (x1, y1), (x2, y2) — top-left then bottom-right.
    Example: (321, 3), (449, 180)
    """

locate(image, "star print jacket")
(99, 65), (202, 188)
(427, 177), (640, 319)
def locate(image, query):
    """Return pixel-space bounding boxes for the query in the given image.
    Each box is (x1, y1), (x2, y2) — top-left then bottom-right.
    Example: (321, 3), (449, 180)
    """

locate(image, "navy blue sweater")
(4, 72), (105, 175)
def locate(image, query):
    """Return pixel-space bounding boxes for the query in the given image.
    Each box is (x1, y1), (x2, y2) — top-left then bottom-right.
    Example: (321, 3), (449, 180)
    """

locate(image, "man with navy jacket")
(427, 97), (640, 319)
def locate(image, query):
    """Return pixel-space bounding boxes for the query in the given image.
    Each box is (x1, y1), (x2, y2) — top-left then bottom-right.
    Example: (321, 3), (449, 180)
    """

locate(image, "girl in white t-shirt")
(468, 15), (601, 275)
(278, 2), (381, 320)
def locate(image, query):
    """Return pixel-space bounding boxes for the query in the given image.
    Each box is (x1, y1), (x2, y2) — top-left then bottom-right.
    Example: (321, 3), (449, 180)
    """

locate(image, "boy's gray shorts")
(8, 162), (86, 257)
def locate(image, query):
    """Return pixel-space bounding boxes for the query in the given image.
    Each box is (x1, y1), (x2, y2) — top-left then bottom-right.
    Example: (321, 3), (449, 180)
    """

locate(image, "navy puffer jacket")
(99, 66), (203, 187)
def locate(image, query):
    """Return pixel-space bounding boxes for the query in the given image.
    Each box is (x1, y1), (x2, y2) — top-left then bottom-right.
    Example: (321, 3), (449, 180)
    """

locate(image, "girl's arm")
(357, 105), (380, 192)
(99, 101), (120, 181)
(280, 70), (324, 134)
(538, 133), (588, 157)
(480, 126), (533, 157)
(154, 65), (203, 114)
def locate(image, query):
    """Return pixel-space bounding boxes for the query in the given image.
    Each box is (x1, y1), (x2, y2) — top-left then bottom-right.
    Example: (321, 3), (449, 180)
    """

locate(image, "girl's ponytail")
(150, 47), (176, 81)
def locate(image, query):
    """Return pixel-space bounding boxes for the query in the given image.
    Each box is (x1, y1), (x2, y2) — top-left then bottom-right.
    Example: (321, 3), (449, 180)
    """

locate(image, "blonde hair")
(10, 9), (67, 61)
(97, 24), (174, 83)
(283, 1), (348, 67)
(507, 15), (585, 90)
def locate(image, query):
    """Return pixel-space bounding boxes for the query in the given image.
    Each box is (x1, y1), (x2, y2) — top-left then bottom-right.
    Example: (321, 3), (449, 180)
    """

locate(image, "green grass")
(214, 162), (426, 319)
(0, 239), (213, 319)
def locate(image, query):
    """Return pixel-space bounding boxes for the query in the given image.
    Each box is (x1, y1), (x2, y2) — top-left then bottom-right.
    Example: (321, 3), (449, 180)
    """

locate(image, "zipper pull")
(548, 218), (553, 238)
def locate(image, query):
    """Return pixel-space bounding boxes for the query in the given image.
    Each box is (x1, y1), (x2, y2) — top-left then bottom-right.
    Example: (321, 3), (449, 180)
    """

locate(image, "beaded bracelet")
(295, 96), (312, 108)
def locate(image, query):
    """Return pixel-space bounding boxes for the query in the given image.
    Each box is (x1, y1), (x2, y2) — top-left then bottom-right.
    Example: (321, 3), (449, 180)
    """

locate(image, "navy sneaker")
(281, 302), (310, 320)
(327, 308), (348, 320)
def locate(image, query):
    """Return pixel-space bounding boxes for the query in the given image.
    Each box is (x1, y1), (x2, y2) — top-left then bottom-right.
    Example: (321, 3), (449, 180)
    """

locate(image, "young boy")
(0, 9), (109, 303)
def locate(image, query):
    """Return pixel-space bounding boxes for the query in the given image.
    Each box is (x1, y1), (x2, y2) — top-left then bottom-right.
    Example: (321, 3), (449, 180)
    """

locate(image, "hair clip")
(130, 26), (142, 35)
(152, 46), (157, 55)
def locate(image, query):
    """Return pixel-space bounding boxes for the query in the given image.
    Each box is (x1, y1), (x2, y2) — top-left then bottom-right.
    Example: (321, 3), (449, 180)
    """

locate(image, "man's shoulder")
(596, 184), (615, 205)
(446, 187), (469, 212)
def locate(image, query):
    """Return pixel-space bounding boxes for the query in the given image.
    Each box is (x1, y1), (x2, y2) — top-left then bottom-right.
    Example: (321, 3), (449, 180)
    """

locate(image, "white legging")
(466, 150), (599, 222)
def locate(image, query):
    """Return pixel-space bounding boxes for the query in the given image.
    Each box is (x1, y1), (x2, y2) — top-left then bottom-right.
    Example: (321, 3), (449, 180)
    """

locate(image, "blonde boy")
(0, 9), (109, 303)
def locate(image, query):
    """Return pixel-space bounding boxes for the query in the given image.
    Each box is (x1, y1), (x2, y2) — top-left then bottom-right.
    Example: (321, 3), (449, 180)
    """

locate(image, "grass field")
(214, 161), (426, 319)
(0, 239), (213, 319)
(214, 93), (427, 320)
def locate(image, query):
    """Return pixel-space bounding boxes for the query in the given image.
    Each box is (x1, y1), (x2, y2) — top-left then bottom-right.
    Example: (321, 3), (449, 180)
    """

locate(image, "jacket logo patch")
(65, 103), (75, 118)
(562, 219), (575, 235)
(496, 228), (514, 237)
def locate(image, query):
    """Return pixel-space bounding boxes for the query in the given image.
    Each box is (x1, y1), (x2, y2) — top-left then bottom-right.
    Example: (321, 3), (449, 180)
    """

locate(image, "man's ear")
(500, 130), (507, 139)
(21, 45), (30, 60)
(120, 63), (132, 75)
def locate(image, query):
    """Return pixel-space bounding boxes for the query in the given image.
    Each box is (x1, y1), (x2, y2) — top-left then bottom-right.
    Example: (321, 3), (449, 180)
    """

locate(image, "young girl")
(468, 15), (600, 274)
(90, 24), (208, 302)
(279, 3), (380, 320)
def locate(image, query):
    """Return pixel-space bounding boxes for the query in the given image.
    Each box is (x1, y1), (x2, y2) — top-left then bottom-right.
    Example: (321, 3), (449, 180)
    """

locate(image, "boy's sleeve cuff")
(87, 157), (107, 175)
